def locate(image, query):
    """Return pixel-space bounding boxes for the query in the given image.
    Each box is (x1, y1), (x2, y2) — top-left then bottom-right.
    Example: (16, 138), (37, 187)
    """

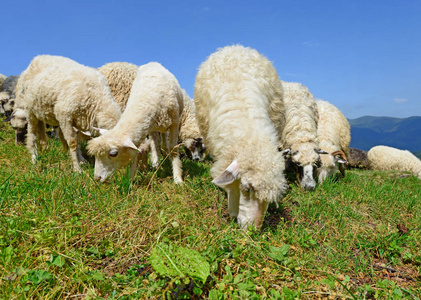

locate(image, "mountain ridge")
(348, 116), (421, 154)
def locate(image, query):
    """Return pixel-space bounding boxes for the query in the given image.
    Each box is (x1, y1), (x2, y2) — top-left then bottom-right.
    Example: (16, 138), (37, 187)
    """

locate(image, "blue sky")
(1, 0), (420, 119)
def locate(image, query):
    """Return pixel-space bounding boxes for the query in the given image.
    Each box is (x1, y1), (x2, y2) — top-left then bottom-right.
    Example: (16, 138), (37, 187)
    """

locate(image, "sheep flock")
(1, 45), (420, 229)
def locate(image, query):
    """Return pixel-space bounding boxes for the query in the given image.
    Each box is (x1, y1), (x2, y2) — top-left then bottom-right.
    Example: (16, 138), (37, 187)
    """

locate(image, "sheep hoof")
(174, 177), (183, 185)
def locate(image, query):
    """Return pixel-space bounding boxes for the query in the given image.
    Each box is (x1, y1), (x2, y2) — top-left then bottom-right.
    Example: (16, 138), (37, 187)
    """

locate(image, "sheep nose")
(95, 176), (102, 182)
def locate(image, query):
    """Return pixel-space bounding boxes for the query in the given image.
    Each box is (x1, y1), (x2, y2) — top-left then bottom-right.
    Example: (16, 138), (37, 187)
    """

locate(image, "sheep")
(1, 75), (20, 117)
(279, 81), (326, 190)
(367, 145), (421, 179)
(178, 90), (206, 161)
(17, 55), (121, 171)
(7, 79), (28, 145)
(348, 147), (369, 169)
(97, 62), (138, 111)
(87, 62), (184, 184)
(315, 99), (351, 183)
(194, 45), (288, 229)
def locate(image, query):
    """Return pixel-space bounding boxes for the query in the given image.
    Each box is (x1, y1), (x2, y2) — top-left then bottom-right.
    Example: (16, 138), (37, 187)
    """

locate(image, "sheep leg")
(149, 132), (160, 168)
(223, 182), (240, 218)
(59, 122), (82, 172)
(56, 127), (69, 153)
(168, 125), (183, 184)
(26, 113), (39, 163)
(37, 120), (48, 151)
(58, 126), (86, 165)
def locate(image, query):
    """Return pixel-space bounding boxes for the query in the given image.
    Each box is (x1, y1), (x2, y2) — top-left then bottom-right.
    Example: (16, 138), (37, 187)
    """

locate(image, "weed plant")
(0, 121), (420, 299)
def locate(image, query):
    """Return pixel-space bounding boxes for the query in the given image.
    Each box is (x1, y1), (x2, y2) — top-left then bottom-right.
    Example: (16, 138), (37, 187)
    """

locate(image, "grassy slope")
(0, 121), (420, 299)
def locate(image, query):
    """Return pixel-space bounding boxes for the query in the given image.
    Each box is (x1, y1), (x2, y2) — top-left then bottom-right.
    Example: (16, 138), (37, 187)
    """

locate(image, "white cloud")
(394, 98), (408, 104)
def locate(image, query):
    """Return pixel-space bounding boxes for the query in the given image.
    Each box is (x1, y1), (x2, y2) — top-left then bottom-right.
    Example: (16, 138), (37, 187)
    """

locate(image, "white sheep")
(17, 55), (121, 171)
(315, 99), (350, 183)
(178, 90), (206, 161)
(280, 81), (325, 190)
(7, 80), (28, 145)
(368, 145), (421, 179)
(194, 45), (288, 229)
(87, 62), (184, 184)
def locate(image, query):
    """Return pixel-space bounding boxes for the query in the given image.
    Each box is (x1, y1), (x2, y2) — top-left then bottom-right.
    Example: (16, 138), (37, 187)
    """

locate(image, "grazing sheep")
(194, 45), (287, 229)
(315, 99), (351, 183)
(348, 147), (369, 169)
(87, 62), (184, 184)
(97, 62), (138, 111)
(368, 145), (421, 179)
(1, 75), (20, 117)
(17, 55), (121, 171)
(7, 78), (28, 145)
(280, 81), (325, 190)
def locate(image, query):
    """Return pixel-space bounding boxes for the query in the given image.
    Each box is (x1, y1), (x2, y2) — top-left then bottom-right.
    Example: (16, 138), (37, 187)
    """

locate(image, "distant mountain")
(348, 116), (421, 154)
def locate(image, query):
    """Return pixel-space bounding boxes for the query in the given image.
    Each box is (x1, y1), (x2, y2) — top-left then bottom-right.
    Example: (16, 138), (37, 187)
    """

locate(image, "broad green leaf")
(150, 242), (210, 283)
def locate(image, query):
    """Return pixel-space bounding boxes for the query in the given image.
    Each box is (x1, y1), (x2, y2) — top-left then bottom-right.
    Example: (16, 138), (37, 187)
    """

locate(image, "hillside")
(0, 120), (420, 299)
(348, 116), (421, 153)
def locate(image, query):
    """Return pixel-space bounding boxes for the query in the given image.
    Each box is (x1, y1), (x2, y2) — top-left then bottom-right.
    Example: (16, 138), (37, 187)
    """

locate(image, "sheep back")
(97, 62), (138, 111)
(19, 55), (121, 131)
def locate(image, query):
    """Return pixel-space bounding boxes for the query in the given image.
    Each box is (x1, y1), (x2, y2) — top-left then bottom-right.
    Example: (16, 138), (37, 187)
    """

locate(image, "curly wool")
(280, 81), (319, 165)
(194, 44), (287, 203)
(97, 62), (138, 111)
(368, 145), (421, 179)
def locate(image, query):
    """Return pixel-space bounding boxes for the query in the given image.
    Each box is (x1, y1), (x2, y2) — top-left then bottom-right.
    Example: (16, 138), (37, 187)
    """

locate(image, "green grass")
(1, 121), (420, 299)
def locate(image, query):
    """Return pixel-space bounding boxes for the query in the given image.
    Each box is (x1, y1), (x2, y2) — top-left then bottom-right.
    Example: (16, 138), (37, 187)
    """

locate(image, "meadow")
(0, 121), (420, 299)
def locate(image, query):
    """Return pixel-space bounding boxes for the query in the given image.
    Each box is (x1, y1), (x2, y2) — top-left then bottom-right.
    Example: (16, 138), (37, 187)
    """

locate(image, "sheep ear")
(212, 159), (240, 187)
(316, 149), (329, 154)
(281, 148), (291, 157)
(122, 137), (141, 152)
(335, 157), (347, 164)
(79, 130), (92, 137)
(73, 127), (91, 137)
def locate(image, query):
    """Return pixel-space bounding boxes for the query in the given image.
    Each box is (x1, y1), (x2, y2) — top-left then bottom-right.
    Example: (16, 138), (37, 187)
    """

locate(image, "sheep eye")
(108, 149), (119, 158)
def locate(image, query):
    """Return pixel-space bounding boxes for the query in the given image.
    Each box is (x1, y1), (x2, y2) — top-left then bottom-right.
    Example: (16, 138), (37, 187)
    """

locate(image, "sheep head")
(9, 108), (28, 145)
(282, 145), (327, 191)
(212, 159), (269, 230)
(317, 150), (348, 184)
(87, 134), (141, 182)
(184, 137), (206, 161)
